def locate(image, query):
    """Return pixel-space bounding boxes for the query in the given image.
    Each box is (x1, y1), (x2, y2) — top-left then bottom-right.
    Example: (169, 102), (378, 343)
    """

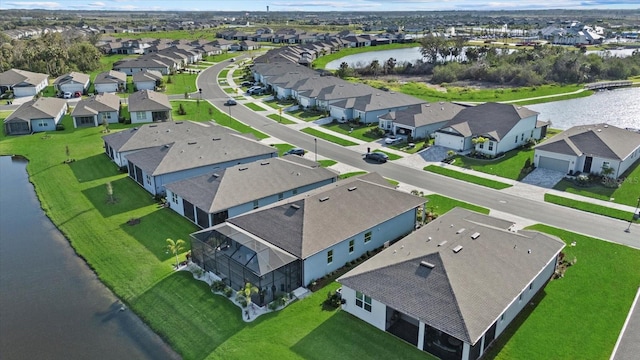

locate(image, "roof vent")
(188, 141), (197, 145)
(212, 173), (220, 178)
(239, 167), (248, 171)
(471, 232), (480, 240)
(348, 186), (357, 192)
(149, 124), (157, 127)
(437, 241), (447, 247)
(427, 236), (432, 242)
(420, 261), (435, 269)
(175, 121), (183, 124)
(603, 124), (608, 128)
(452, 245), (463, 253)
(319, 196), (329, 202)
(456, 228), (465, 234)
(597, 129), (602, 132)
(212, 137), (221, 141)
(290, 204), (300, 209)
(164, 144), (170, 148)
(260, 161), (270, 165)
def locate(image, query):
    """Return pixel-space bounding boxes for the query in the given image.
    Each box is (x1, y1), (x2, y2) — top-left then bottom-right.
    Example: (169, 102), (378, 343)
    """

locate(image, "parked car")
(285, 148), (305, 156)
(229, 58), (236, 62)
(364, 152), (389, 163)
(240, 81), (253, 87)
(74, 91), (82, 98)
(224, 98), (237, 106)
(248, 87), (266, 95)
(384, 135), (402, 145)
(246, 86), (261, 94)
(63, 92), (73, 99)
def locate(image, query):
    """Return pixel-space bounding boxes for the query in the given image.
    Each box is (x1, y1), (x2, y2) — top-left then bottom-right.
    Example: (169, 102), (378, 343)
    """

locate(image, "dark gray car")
(364, 152), (388, 163)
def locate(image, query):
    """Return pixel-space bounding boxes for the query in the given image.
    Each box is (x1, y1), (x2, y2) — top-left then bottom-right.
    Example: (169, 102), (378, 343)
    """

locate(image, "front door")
(583, 156), (593, 173)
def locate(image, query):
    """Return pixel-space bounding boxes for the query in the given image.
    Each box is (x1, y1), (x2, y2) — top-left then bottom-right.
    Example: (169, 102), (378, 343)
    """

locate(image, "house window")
(603, 161), (610, 169)
(479, 143), (484, 149)
(137, 112), (147, 120)
(278, 193), (284, 200)
(355, 291), (372, 312)
(253, 200), (259, 209)
(521, 133), (525, 142)
(292, 188), (298, 195)
(529, 282), (533, 291)
(146, 175), (151, 185)
(171, 192), (178, 204)
(488, 142), (493, 151)
(327, 250), (333, 264)
(105, 113), (112, 119)
(531, 130), (534, 138)
(364, 231), (372, 243)
(349, 239), (354, 253)
(518, 293), (523, 303)
(500, 314), (504, 322)
(515, 137), (518, 144)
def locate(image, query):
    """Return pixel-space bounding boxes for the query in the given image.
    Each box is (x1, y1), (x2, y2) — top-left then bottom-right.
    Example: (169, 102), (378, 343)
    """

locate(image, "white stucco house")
(378, 102), (466, 139)
(4, 97), (67, 135)
(53, 72), (90, 95)
(189, 173), (426, 307)
(71, 93), (120, 128)
(125, 133), (278, 196)
(94, 70), (127, 94)
(0, 69), (49, 97)
(338, 207), (565, 360)
(127, 89), (172, 123)
(132, 70), (163, 91)
(534, 123), (640, 177)
(434, 103), (548, 155)
(164, 156), (338, 228)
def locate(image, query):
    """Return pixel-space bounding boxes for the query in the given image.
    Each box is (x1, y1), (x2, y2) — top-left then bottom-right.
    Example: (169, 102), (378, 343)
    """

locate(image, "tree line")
(0, 32), (102, 77)
(336, 35), (640, 87)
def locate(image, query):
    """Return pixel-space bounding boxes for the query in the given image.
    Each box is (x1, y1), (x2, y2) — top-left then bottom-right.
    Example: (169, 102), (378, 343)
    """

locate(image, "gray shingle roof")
(94, 70), (127, 85)
(53, 72), (90, 87)
(380, 102), (466, 127)
(535, 123), (640, 160)
(339, 207), (565, 345)
(102, 121), (235, 152)
(71, 93), (120, 117)
(446, 103), (538, 140)
(132, 70), (163, 83)
(124, 134), (277, 176)
(164, 157), (338, 214)
(228, 174), (425, 259)
(128, 90), (171, 112)
(0, 69), (48, 87)
(5, 97), (67, 123)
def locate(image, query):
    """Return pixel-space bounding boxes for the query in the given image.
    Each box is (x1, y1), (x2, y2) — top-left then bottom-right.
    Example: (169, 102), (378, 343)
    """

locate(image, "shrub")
(211, 280), (227, 292)
(224, 287), (233, 298)
(177, 103), (187, 115)
(55, 124), (65, 131)
(323, 290), (342, 309)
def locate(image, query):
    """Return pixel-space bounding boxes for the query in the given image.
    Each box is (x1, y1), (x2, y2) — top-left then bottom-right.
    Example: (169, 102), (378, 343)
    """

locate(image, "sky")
(1, 0), (639, 12)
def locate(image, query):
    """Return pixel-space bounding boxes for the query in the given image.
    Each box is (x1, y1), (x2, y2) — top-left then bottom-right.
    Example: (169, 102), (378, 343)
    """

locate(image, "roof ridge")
(438, 254), (472, 343)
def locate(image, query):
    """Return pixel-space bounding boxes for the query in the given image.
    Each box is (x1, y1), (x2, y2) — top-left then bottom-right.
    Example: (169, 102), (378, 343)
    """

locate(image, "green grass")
(372, 150), (402, 161)
(206, 53), (240, 63)
(165, 73), (198, 95)
(244, 102), (267, 111)
(339, 171), (367, 180)
(322, 122), (383, 142)
(171, 100), (268, 140)
(388, 139), (431, 154)
(266, 113), (297, 125)
(424, 165), (512, 189)
(262, 99), (284, 110)
(90, 54), (134, 82)
(544, 194), (639, 223)
(453, 148), (535, 181)
(424, 193), (489, 216)
(271, 143), (295, 156)
(301, 128), (359, 147)
(218, 69), (229, 80)
(318, 160), (337, 167)
(287, 108), (326, 122)
(487, 224), (640, 360)
(553, 161), (640, 207)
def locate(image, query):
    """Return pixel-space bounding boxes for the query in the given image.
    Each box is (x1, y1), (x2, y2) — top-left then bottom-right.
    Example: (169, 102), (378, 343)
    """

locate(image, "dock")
(585, 80), (633, 90)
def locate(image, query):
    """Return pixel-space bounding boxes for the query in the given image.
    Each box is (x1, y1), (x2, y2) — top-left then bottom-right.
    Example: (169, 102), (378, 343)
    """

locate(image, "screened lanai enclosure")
(190, 224), (302, 306)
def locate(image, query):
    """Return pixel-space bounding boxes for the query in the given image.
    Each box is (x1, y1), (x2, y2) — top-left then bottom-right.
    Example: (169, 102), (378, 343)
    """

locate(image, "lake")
(0, 156), (180, 360)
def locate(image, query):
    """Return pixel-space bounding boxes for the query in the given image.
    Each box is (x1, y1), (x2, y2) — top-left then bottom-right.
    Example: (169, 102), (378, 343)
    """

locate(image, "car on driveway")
(364, 152), (389, 163)
(241, 81), (253, 87)
(63, 92), (72, 99)
(248, 87), (267, 95)
(74, 91), (82, 98)
(224, 98), (237, 106)
(285, 147), (305, 156)
(384, 135), (402, 145)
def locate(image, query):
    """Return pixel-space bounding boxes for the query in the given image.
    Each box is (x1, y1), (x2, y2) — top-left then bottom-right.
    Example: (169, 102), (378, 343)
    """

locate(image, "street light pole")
(625, 196), (640, 233)
(314, 138), (317, 163)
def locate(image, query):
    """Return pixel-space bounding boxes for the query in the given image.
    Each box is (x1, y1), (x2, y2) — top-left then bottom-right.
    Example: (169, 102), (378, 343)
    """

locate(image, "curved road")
(198, 59), (639, 248)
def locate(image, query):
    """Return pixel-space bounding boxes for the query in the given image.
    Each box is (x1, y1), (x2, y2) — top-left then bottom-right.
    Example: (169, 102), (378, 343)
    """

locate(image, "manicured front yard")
(487, 225), (640, 360)
(244, 102), (267, 111)
(287, 108), (326, 122)
(424, 193), (489, 215)
(544, 193), (639, 223)
(322, 122), (383, 142)
(424, 165), (512, 189)
(301, 128), (359, 147)
(267, 113), (296, 125)
(165, 73), (199, 95)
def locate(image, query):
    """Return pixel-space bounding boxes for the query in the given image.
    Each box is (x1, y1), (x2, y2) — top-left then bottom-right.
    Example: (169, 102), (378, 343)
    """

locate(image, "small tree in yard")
(237, 282), (259, 307)
(166, 238), (186, 267)
(177, 103), (186, 115)
(106, 181), (115, 204)
(102, 117), (110, 133)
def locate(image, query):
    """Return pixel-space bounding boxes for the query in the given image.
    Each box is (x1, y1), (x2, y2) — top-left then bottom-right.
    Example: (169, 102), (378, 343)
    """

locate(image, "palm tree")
(237, 282), (259, 307)
(166, 238), (186, 267)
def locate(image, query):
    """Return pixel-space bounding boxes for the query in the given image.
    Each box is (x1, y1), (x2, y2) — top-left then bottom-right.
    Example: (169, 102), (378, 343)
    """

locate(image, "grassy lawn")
(262, 99), (283, 110)
(266, 113), (297, 125)
(287, 108), (326, 122)
(389, 139), (431, 154)
(206, 53), (238, 63)
(271, 143), (295, 156)
(244, 102), (267, 111)
(339, 171), (367, 180)
(322, 122), (383, 142)
(487, 225), (640, 360)
(424, 165), (512, 190)
(90, 54), (134, 81)
(544, 194), (639, 223)
(318, 160), (337, 167)
(165, 73), (199, 95)
(218, 69), (229, 80)
(424, 193), (490, 215)
(372, 149), (402, 161)
(553, 162), (640, 207)
(301, 128), (359, 147)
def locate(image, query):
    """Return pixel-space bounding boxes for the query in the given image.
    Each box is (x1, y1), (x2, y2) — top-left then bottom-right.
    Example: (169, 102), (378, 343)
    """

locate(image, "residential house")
(379, 102), (466, 139)
(165, 156), (338, 228)
(338, 208), (565, 360)
(93, 70), (127, 94)
(128, 89), (172, 124)
(189, 173), (426, 306)
(102, 121), (235, 167)
(434, 103), (547, 155)
(534, 123), (640, 177)
(71, 93), (120, 128)
(133, 70), (163, 91)
(53, 72), (90, 95)
(113, 57), (175, 75)
(125, 134), (277, 196)
(0, 69), (49, 97)
(4, 97), (67, 135)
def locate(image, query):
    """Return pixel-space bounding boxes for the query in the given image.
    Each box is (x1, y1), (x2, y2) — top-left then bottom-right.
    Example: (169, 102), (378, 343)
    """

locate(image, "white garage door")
(538, 156), (569, 173)
(435, 133), (464, 150)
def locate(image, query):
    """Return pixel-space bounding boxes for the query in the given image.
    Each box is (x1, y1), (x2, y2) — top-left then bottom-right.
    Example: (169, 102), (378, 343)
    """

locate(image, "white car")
(63, 92), (73, 99)
(384, 136), (402, 145)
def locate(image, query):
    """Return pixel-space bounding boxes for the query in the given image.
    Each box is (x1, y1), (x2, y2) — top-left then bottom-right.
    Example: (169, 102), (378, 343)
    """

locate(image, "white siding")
(534, 149), (578, 174)
(135, 81), (156, 91)
(131, 111), (153, 124)
(435, 132), (466, 150)
(95, 83), (119, 94)
(340, 286), (387, 330)
(495, 116), (537, 154)
(29, 118), (56, 132)
(59, 82), (87, 94)
(13, 86), (38, 97)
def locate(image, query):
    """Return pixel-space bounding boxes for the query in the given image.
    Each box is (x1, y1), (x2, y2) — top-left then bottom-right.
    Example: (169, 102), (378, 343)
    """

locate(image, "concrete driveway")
(521, 168), (566, 188)
(417, 145), (452, 162)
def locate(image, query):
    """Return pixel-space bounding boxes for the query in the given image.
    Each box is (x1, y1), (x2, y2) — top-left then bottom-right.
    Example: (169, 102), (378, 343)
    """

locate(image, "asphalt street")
(197, 58), (639, 248)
